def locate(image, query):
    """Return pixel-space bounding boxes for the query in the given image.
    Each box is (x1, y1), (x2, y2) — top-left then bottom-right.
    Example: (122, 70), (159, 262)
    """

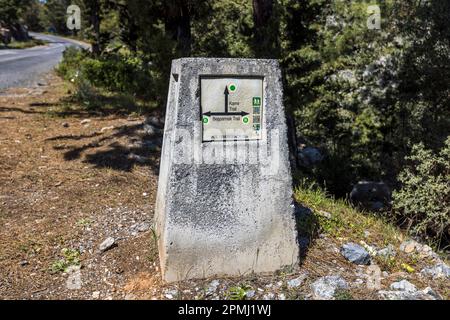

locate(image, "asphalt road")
(0, 33), (88, 90)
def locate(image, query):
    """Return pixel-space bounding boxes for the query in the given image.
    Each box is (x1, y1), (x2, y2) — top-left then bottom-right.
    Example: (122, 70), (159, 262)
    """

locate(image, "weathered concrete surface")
(155, 58), (299, 282)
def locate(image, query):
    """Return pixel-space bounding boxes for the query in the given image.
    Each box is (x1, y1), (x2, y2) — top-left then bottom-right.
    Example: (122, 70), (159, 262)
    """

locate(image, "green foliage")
(226, 285), (251, 300)
(50, 0), (449, 246)
(393, 138), (450, 245)
(50, 248), (81, 273)
(57, 46), (157, 111)
(294, 181), (399, 246)
(334, 288), (353, 300)
(191, 0), (253, 58)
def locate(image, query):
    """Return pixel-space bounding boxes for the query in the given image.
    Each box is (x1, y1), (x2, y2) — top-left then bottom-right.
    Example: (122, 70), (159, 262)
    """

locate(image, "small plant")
(334, 288), (353, 300)
(393, 138), (450, 246)
(76, 218), (92, 227)
(50, 260), (67, 273)
(374, 255), (396, 272)
(226, 285), (251, 300)
(50, 248), (80, 273)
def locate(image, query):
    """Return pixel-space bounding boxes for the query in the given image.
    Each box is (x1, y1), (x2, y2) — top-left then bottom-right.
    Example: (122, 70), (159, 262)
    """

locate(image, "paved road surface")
(0, 33), (88, 90)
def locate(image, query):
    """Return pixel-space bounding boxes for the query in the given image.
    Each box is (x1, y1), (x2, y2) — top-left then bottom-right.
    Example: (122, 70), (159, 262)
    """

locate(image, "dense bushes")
(56, 47), (160, 111)
(58, 47), (152, 98)
(53, 0), (449, 245)
(393, 138), (450, 246)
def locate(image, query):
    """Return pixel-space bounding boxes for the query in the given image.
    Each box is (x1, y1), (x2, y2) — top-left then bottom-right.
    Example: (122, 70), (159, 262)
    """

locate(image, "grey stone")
(128, 153), (146, 163)
(353, 279), (364, 287)
(390, 280), (417, 292)
(377, 244), (396, 258)
(400, 239), (422, 254)
(310, 275), (348, 300)
(287, 273), (308, 288)
(378, 285), (439, 300)
(164, 288), (178, 300)
(297, 147), (324, 167)
(341, 243), (371, 265)
(378, 290), (433, 300)
(99, 237), (115, 252)
(278, 293), (286, 300)
(263, 293), (275, 300)
(154, 58), (299, 282)
(378, 280), (440, 300)
(349, 181), (391, 208)
(206, 280), (220, 294)
(421, 263), (450, 279)
(131, 222), (150, 234)
(318, 210), (332, 219)
(19, 260), (29, 266)
(245, 290), (255, 299)
(143, 124), (160, 136)
(422, 287), (441, 300)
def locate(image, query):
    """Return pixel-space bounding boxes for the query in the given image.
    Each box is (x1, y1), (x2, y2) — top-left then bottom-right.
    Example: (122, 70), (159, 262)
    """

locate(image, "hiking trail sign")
(201, 77), (263, 141)
(155, 58), (299, 283)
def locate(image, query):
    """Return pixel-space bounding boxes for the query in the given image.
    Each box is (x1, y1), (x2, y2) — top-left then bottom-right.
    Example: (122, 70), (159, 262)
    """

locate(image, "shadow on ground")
(49, 120), (163, 174)
(294, 202), (320, 265)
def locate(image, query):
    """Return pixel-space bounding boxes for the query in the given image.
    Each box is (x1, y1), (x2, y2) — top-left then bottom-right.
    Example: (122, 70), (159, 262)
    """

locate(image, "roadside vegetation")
(1, 1), (448, 248)
(0, 0), (450, 248)
(0, 37), (46, 49)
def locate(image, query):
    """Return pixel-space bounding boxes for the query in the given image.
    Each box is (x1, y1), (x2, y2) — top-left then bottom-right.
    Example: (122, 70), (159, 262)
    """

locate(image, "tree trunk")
(178, 2), (191, 57)
(89, 0), (101, 56)
(165, 0), (192, 57)
(252, 0), (278, 58)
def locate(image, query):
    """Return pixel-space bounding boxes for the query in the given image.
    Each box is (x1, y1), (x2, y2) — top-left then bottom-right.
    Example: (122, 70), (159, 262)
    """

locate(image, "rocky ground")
(0, 73), (448, 300)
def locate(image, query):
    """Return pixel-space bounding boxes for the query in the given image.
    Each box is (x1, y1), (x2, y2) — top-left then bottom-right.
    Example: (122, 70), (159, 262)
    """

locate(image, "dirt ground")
(0, 73), (448, 300)
(0, 73), (164, 299)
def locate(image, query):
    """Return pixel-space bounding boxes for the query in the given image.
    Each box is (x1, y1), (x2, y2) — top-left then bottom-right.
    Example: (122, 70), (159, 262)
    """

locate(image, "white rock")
(377, 244), (396, 258)
(390, 280), (417, 292)
(92, 291), (100, 299)
(128, 153), (146, 163)
(164, 289), (178, 300)
(207, 280), (220, 294)
(100, 126), (114, 133)
(310, 275), (348, 300)
(400, 240), (420, 253)
(263, 293), (275, 300)
(143, 124), (159, 136)
(421, 263), (450, 279)
(287, 273), (307, 288)
(99, 237), (115, 252)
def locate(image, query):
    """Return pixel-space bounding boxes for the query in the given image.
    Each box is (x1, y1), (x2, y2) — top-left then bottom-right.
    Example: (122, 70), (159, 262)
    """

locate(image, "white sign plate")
(201, 77), (263, 142)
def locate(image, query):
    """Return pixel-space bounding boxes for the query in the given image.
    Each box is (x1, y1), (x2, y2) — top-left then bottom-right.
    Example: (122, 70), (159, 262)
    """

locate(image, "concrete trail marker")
(155, 58), (299, 282)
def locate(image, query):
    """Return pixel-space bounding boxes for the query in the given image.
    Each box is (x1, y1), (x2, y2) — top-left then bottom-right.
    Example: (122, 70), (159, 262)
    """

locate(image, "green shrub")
(81, 55), (147, 96)
(56, 47), (88, 81)
(57, 47), (155, 103)
(393, 137), (450, 245)
(56, 46), (166, 114)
